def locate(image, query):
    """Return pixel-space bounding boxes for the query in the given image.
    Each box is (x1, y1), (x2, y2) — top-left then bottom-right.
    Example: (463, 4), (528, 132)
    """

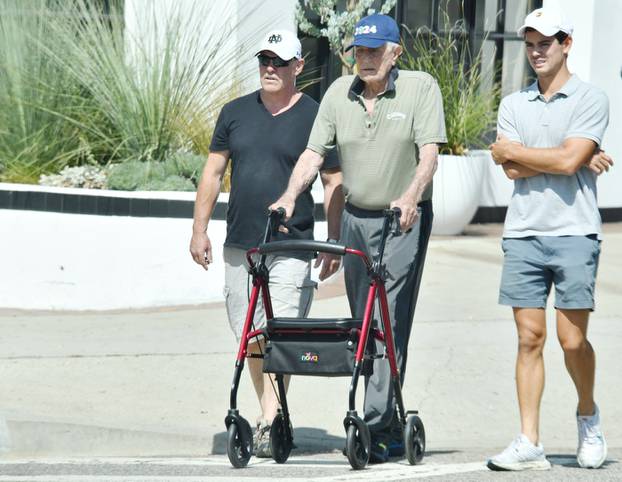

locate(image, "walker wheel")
(226, 418), (253, 468)
(270, 413), (293, 463)
(405, 415), (425, 465)
(346, 420), (370, 470)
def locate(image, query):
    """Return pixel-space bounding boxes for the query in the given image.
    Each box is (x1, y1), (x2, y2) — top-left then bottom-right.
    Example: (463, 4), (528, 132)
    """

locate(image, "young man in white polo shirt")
(487, 7), (610, 471)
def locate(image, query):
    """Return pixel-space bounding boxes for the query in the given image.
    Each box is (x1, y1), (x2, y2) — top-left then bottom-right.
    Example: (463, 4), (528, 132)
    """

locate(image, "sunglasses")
(257, 54), (293, 68)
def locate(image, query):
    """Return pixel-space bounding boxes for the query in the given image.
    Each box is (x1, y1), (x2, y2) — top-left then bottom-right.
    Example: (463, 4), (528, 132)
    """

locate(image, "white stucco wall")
(0, 184), (328, 311)
(584, 0), (622, 208)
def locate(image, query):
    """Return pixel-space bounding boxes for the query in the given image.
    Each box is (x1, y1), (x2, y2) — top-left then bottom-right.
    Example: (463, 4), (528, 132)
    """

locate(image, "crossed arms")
(490, 134), (613, 179)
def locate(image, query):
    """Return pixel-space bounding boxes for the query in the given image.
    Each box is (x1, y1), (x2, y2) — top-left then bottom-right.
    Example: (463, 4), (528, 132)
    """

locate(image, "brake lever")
(391, 207), (402, 236)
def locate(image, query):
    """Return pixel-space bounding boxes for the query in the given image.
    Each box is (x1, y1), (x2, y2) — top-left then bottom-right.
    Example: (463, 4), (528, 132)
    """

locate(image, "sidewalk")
(1, 224), (621, 459)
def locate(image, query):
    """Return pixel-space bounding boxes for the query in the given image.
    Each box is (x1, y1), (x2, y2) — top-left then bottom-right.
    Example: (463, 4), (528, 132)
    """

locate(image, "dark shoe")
(369, 440), (389, 464)
(388, 417), (405, 457)
(388, 439), (405, 457)
(342, 438), (390, 463)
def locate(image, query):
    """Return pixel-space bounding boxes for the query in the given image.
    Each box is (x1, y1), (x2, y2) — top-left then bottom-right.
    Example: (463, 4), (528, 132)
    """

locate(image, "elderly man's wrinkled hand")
(268, 196), (296, 233)
(586, 149), (614, 175)
(314, 252), (341, 281)
(268, 196), (295, 220)
(390, 197), (418, 232)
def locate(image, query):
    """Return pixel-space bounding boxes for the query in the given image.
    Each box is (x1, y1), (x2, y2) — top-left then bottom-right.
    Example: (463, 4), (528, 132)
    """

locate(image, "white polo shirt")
(498, 74), (609, 238)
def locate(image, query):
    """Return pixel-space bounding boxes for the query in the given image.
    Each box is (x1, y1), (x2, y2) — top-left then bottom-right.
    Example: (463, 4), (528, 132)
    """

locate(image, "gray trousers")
(341, 201), (433, 438)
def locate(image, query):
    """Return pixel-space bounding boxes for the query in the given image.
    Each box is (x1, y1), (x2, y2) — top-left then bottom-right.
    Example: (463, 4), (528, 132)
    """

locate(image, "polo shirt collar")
(348, 67), (399, 99)
(524, 74), (581, 101)
(557, 74), (580, 96)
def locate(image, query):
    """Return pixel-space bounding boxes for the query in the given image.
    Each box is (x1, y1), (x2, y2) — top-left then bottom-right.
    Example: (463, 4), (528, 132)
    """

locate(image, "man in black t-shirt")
(190, 29), (342, 458)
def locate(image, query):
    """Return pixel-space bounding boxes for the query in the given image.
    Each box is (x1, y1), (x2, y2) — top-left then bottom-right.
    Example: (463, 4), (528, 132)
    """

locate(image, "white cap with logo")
(518, 7), (574, 37)
(255, 30), (302, 60)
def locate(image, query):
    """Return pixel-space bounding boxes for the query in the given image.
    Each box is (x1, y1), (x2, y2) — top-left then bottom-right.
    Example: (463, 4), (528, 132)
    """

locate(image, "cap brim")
(254, 47), (297, 60)
(518, 23), (560, 37)
(345, 37), (387, 51)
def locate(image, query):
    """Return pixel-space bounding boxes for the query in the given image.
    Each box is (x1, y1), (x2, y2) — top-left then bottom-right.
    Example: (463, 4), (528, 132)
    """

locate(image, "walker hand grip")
(257, 240), (346, 256)
(383, 207), (402, 236)
(267, 208), (286, 238)
(392, 207), (402, 236)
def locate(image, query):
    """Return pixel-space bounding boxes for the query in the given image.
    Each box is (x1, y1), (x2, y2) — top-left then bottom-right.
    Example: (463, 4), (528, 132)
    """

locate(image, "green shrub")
(142, 176), (196, 192)
(106, 152), (205, 191)
(168, 151), (205, 186)
(106, 161), (150, 191)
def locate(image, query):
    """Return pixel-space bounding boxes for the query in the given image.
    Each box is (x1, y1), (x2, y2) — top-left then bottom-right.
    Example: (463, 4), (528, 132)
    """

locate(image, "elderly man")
(272, 14), (446, 463)
(190, 29), (341, 458)
(487, 7), (610, 471)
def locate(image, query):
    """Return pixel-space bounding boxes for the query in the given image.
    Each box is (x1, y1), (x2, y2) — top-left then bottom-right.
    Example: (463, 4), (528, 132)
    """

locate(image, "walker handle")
(265, 207), (286, 243)
(383, 207), (402, 236)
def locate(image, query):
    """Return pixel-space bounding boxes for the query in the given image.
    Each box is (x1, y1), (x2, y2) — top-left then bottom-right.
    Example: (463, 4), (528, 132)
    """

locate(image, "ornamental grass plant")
(0, 0), (90, 183)
(43, 0), (247, 166)
(400, 8), (500, 155)
(0, 0), (251, 188)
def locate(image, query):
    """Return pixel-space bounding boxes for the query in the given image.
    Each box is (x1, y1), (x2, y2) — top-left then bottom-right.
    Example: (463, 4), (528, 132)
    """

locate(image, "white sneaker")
(577, 404), (607, 468)
(487, 434), (551, 471)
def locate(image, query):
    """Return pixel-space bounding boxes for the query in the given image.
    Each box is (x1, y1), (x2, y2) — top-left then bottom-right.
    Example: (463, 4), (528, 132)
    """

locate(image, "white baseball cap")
(517, 7), (574, 37)
(255, 30), (302, 60)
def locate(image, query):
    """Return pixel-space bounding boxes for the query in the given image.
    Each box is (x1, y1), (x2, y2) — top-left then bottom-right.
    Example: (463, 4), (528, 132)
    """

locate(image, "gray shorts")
(499, 235), (601, 310)
(223, 247), (315, 341)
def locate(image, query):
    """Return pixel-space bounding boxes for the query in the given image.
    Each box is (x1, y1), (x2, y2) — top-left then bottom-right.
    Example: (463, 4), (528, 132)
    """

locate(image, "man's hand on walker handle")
(269, 196), (296, 233)
(390, 196), (418, 232)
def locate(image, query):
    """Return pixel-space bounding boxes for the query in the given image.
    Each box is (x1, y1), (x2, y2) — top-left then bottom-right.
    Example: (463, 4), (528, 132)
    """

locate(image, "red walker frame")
(224, 208), (425, 470)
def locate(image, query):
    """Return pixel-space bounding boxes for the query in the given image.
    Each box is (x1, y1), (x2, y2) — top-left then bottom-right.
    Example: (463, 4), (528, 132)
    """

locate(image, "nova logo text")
(300, 352), (319, 363)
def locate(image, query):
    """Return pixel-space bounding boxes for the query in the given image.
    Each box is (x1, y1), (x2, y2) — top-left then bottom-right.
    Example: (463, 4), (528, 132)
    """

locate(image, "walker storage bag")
(262, 318), (373, 377)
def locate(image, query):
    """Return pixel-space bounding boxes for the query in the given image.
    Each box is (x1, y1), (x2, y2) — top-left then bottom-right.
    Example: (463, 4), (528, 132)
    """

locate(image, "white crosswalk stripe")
(0, 456), (489, 481)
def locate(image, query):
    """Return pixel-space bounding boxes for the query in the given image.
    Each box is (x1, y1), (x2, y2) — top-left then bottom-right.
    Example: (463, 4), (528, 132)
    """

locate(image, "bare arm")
(502, 161), (540, 180)
(390, 143), (438, 231)
(491, 135), (598, 175)
(270, 148), (325, 219)
(321, 168), (344, 240)
(189, 150), (229, 270)
(314, 167), (344, 280)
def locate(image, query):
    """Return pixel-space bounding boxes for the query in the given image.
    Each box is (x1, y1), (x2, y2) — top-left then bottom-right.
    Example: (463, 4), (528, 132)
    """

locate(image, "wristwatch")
(326, 238), (339, 244)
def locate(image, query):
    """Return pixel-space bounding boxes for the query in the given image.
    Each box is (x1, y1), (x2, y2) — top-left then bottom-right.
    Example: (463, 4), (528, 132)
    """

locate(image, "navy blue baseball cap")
(346, 13), (400, 51)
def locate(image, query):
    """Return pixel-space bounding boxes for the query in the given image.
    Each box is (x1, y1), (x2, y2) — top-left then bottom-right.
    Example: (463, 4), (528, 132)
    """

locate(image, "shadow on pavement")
(212, 426), (461, 459)
(211, 426), (344, 455)
(548, 453), (617, 469)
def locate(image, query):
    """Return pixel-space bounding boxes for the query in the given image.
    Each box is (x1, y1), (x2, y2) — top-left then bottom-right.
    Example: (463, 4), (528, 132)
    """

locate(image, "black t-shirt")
(210, 91), (339, 250)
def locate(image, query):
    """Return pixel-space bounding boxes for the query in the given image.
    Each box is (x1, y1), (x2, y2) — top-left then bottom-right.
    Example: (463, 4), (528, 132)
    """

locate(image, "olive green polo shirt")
(308, 68), (447, 209)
